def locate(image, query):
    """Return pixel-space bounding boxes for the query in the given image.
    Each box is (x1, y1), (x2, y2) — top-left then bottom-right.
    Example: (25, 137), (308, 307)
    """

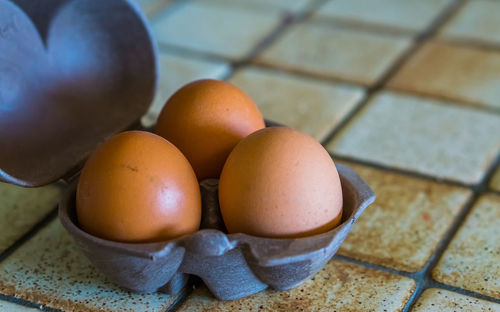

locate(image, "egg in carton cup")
(0, 0), (375, 301)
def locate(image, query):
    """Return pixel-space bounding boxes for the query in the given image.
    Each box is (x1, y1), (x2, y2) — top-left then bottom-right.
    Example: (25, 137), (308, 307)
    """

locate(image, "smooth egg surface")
(76, 131), (201, 243)
(155, 79), (265, 180)
(219, 127), (343, 238)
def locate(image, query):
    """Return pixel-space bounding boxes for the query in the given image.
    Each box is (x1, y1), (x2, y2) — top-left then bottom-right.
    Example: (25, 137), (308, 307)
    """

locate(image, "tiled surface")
(338, 162), (472, 272)
(491, 166), (500, 192)
(202, 0), (314, 14)
(0, 301), (40, 312)
(141, 52), (231, 127)
(0, 220), (179, 312)
(413, 288), (500, 312)
(315, 0), (451, 32)
(256, 21), (412, 85)
(176, 260), (416, 312)
(433, 194), (500, 298)
(229, 66), (365, 141)
(440, 0), (500, 46)
(0, 182), (63, 253)
(2, 0), (500, 310)
(389, 41), (500, 110)
(136, 0), (171, 17)
(152, 1), (281, 59)
(327, 91), (500, 184)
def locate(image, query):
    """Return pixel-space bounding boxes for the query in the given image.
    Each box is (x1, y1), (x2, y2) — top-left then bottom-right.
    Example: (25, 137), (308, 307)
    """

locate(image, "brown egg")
(155, 79), (265, 180)
(76, 131), (201, 243)
(219, 127), (343, 238)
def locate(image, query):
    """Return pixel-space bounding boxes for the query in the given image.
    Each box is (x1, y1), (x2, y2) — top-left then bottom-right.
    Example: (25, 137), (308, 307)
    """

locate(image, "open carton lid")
(0, 0), (157, 187)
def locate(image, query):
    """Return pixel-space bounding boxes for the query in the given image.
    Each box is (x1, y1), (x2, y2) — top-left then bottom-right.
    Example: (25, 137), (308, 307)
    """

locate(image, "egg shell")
(219, 127), (343, 238)
(155, 79), (265, 180)
(76, 130), (201, 243)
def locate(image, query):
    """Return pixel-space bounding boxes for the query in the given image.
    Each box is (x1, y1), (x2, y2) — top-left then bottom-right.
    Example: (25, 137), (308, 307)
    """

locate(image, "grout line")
(320, 0), (468, 150)
(167, 278), (204, 312)
(0, 206), (57, 265)
(402, 192), (479, 311)
(328, 154), (476, 190)
(333, 255), (417, 279)
(427, 280), (500, 305)
(0, 294), (64, 312)
(386, 86), (500, 116)
(164, 281), (196, 312)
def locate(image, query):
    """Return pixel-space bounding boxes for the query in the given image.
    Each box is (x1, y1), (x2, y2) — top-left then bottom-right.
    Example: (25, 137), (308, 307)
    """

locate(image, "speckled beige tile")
(202, 0), (313, 14)
(337, 162), (471, 272)
(0, 301), (40, 312)
(389, 41), (500, 109)
(327, 91), (500, 184)
(177, 260), (415, 312)
(315, 0), (451, 32)
(440, 0), (500, 46)
(413, 289), (500, 312)
(256, 22), (411, 86)
(136, 0), (172, 17)
(491, 166), (500, 192)
(433, 194), (500, 298)
(0, 220), (179, 312)
(153, 1), (281, 59)
(229, 66), (364, 142)
(0, 182), (63, 253)
(141, 52), (231, 127)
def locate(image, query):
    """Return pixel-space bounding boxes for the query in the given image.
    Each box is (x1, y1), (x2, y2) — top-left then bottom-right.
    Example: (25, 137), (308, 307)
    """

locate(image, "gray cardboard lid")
(0, 0), (157, 187)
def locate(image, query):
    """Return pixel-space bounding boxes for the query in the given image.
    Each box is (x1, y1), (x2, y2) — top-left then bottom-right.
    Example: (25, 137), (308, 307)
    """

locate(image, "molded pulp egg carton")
(0, 0), (375, 300)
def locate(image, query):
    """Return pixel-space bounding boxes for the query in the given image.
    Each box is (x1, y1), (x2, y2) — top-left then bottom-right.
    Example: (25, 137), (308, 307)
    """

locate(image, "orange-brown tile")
(491, 166), (500, 192)
(338, 162), (472, 272)
(229, 66), (365, 142)
(256, 21), (411, 85)
(177, 260), (416, 312)
(413, 288), (500, 312)
(389, 41), (500, 109)
(0, 220), (180, 312)
(136, 0), (172, 17)
(433, 194), (500, 298)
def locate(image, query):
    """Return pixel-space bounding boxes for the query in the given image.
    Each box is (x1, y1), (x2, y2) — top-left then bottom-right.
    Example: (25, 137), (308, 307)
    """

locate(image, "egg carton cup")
(59, 163), (375, 300)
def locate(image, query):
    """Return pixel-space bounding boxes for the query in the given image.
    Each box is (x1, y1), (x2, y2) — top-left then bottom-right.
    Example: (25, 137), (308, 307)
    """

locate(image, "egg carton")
(0, 0), (375, 300)
(59, 163), (375, 300)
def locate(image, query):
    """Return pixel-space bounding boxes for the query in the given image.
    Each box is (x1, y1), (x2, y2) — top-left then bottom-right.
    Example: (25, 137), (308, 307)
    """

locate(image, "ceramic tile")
(491, 166), (500, 192)
(433, 194), (500, 298)
(176, 260), (416, 312)
(337, 162), (472, 272)
(256, 22), (411, 85)
(229, 66), (365, 142)
(0, 182), (63, 254)
(136, 0), (172, 17)
(202, 0), (313, 14)
(0, 220), (179, 312)
(327, 91), (500, 184)
(141, 52), (231, 127)
(152, 1), (281, 59)
(389, 41), (500, 110)
(0, 301), (40, 312)
(315, 0), (451, 32)
(413, 288), (500, 312)
(440, 0), (500, 46)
